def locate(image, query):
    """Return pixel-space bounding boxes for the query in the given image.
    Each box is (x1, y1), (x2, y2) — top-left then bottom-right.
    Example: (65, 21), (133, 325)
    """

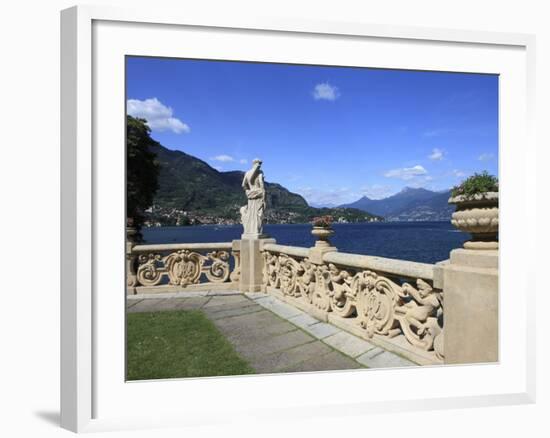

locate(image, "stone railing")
(126, 239), (241, 294)
(262, 243), (444, 365)
(126, 221), (499, 366)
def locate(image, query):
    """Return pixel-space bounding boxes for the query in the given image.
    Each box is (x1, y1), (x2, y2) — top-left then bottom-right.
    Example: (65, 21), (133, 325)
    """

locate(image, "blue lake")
(142, 221), (467, 264)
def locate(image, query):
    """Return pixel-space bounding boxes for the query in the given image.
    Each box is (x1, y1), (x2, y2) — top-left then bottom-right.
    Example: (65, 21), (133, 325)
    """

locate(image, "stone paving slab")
(301, 322), (341, 339)
(129, 290), (243, 300)
(126, 291), (419, 372)
(129, 291), (210, 300)
(150, 298), (190, 311)
(206, 290), (242, 296)
(126, 299), (144, 309)
(212, 309), (285, 330)
(253, 293), (419, 368)
(253, 297), (274, 306)
(126, 298), (167, 313)
(200, 300), (259, 314)
(323, 331), (377, 358)
(356, 348), (416, 368)
(287, 313), (319, 329)
(254, 298), (302, 319)
(245, 292), (270, 301)
(173, 296), (212, 310)
(216, 319), (298, 345)
(207, 304), (263, 320)
(203, 294), (250, 307)
(232, 330), (315, 361)
(211, 309), (299, 343)
(250, 340), (334, 373)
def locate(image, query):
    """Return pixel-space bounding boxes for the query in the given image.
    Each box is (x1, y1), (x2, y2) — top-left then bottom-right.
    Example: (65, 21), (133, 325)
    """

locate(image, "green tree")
(127, 116), (160, 227)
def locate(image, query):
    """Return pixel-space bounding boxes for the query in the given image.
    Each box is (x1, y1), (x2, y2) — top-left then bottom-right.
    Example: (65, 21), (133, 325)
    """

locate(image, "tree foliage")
(127, 116), (160, 225)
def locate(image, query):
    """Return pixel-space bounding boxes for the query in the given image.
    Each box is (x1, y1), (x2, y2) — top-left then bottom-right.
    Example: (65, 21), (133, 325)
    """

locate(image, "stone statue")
(240, 159), (266, 238)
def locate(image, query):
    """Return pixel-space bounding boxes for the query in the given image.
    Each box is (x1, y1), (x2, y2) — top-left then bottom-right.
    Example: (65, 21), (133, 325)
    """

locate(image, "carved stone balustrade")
(262, 242), (444, 365)
(125, 230), (498, 366)
(127, 241), (241, 295)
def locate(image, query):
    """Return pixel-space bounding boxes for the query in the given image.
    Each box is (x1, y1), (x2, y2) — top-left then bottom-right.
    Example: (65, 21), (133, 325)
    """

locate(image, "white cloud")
(384, 165), (428, 180)
(312, 82), (340, 101)
(239, 159), (248, 164)
(211, 155), (235, 163)
(478, 153), (495, 161)
(127, 98), (190, 134)
(428, 148), (444, 161)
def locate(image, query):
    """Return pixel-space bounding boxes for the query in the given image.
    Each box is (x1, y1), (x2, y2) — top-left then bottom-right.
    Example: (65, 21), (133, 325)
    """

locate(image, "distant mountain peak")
(399, 186), (430, 194)
(339, 186), (453, 221)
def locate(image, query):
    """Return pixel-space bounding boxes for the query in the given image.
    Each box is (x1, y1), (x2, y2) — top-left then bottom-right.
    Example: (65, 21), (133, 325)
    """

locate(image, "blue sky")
(126, 56), (498, 206)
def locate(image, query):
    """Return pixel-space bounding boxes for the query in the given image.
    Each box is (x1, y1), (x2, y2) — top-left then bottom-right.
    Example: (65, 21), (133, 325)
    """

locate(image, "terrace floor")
(127, 291), (417, 374)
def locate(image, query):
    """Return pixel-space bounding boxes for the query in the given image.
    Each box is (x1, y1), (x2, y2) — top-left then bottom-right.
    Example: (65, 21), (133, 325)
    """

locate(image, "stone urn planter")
(311, 226), (335, 248)
(448, 192), (499, 250)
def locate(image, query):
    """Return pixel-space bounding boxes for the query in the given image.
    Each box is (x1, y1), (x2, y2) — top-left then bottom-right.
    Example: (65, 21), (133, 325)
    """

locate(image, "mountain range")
(340, 187), (454, 221)
(146, 143), (454, 224)
(147, 143), (381, 225)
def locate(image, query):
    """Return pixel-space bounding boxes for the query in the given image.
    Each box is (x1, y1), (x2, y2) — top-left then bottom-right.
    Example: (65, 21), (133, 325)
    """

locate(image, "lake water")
(142, 221), (467, 264)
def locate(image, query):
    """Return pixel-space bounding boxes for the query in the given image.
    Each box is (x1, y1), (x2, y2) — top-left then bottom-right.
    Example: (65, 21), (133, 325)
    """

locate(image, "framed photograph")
(61, 5), (536, 433)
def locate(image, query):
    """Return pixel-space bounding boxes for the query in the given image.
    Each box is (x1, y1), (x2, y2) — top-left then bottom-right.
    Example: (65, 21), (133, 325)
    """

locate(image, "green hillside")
(145, 143), (381, 226)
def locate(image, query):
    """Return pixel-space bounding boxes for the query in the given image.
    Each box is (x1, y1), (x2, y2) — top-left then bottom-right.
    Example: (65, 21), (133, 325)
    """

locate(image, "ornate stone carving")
(264, 251), (280, 289)
(165, 250), (203, 286)
(355, 271), (401, 338)
(262, 250), (444, 358)
(326, 264), (355, 317)
(278, 254), (302, 297)
(310, 264), (331, 312)
(134, 248), (236, 287)
(136, 253), (165, 286)
(395, 279), (443, 351)
(296, 259), (316, 303)
(230, 250), (241, 282)
(203, 251), (231, 283)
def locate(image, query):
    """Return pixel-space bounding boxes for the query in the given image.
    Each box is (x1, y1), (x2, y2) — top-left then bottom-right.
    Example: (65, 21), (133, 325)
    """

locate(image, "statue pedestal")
(239, 236), (275, 293)
(241, 233), (269, 240)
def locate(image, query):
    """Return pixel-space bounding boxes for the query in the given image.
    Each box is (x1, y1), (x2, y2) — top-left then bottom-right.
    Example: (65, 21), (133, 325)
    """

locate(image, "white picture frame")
(60, 5), (536, 433)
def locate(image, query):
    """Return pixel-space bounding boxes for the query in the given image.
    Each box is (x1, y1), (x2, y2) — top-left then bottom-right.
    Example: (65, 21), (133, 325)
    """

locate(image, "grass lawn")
(126, 310), (255, 380)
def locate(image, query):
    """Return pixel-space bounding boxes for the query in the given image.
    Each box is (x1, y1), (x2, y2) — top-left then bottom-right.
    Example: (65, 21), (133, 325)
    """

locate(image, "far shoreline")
(142, 220), (451, 229)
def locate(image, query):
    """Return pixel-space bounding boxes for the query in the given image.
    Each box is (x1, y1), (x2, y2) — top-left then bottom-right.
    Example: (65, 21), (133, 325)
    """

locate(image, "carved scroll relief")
(262, 251), (444, 358)
(134, 249), (238, 287)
